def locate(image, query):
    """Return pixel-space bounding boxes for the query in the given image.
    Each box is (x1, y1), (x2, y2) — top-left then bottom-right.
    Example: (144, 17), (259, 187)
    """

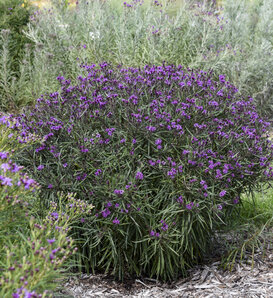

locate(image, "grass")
(240, 188), (273, 226)
(217, 187), (273, 270)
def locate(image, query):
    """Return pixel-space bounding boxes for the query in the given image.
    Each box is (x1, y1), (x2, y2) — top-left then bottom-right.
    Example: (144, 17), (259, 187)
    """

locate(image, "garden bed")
(59, 243), (273, 297)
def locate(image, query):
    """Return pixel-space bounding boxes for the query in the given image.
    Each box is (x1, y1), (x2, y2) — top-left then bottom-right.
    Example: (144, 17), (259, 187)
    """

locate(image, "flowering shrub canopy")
(12, 63), (273, 280)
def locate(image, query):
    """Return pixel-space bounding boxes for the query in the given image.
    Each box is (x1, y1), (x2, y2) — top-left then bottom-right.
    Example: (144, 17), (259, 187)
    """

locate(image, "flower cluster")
(0, 114), (41, 144)
(0, 155), (39, 192)
(123, 0), (144, 8)
(12, 287), (41, 298)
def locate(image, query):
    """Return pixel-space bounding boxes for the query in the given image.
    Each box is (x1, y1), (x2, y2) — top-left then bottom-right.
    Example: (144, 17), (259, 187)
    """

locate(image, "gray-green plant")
(1, 0), (272, 117)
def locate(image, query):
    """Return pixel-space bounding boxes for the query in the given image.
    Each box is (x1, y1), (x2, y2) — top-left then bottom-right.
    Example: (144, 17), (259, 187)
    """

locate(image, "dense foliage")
(0, 115), (94, 297)
(0, 0), (33, 110)
(0, 0), (32, 73)
(12, 63), (273, 280)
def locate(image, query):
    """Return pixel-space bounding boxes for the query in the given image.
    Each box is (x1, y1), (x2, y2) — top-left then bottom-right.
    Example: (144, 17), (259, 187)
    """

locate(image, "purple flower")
(48, 184), (53, 189)
(12, 287), (38, 298)
(146, 126), (156, 132)
(150, 230), (155, 236)
(219, 75), (225, 82)
(161, 220), (169, 231)
(167, 168), (177, 178)
(106, 201), (112, 207)
(177, 196), (183, 204)
(149, 160), (156, 166)
(102, 208), (111, 218)
(1, 163), (10, 172)
(216, 169), (223, 179)
(51, 212), (59, 220)
(208, 100), (219, 107)
(95, 169), (102, 176)
(24, 178), (36, 189)
(233, 197), (239, 204)
(0, 151), (8, 159)
(105, 128), (115, 136)
(1, 176), (13, 186)
(47, 238), (55, 244)
(77, 173), (87, 181)
(161, 224), (168, 231)
(114, 189), (124, 195)
(37, 165), (44, 171)
(155, 138), (162, 145)
(219, 190), (226, 197)
(113, 218), (120, 224)
(135, 171), (144, 180)
(11, 164), (20, 173)
(186, 202), (194, 210)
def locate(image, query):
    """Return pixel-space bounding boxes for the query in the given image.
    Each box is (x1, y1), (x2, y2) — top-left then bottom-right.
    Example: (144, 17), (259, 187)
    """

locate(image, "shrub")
(11, 63), (273, 281)
(0, 0), (32, 72)
(0, 116), (94, 297)
(2, 0), (273, 116)
(218, 0), (273, 118)
(0, 0), (33, 110)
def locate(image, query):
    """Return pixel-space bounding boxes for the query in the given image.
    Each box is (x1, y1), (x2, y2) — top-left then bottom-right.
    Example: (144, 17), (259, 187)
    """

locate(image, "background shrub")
(12, 63), (273, 280)
(0, 0), (33, 110)
(0, 0), (32, 73)
(1, 0), (272, 117)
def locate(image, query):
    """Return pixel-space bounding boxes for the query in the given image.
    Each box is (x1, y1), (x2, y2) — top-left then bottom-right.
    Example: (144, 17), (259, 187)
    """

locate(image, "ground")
(58, 243), (273, 297)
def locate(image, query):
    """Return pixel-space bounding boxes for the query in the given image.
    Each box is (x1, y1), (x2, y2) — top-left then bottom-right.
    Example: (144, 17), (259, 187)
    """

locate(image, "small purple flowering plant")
(0, 189), (94, 297)
(0, 122), (94, 297)
(10, 63), (273, 281)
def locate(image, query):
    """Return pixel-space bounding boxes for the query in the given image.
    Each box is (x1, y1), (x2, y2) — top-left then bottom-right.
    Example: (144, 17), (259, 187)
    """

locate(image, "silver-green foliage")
(0, 0), (272, 116)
